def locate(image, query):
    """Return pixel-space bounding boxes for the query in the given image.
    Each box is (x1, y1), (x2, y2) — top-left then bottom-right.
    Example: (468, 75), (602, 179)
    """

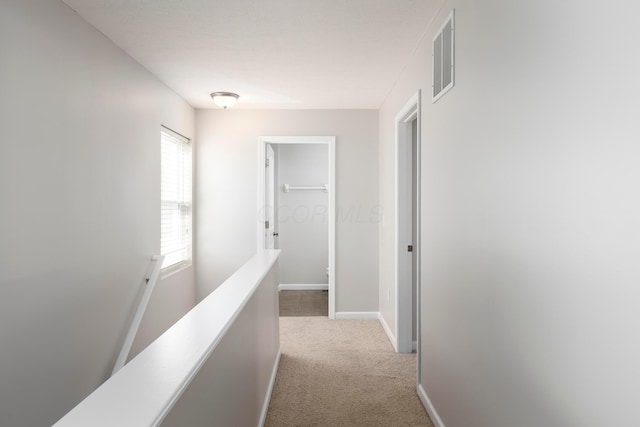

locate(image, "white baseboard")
(278, 284), (328, 291)
(377, 312), (397, 351)
(258, 348), (281, 427)
(417, 383), (446, 427)
(334, 311), (379, 320)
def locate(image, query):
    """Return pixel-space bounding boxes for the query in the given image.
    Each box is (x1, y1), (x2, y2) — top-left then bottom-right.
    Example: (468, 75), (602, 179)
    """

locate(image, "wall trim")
(417, 384), (446, 427)
(258, 348), (282, 427)
(334, 312), (379, 320)
(278, 284), (329, 291)
(377, 313), (397, 351)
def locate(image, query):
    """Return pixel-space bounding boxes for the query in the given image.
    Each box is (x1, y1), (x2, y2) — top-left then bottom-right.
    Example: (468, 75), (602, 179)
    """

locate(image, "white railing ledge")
(55, 249), (281, 427)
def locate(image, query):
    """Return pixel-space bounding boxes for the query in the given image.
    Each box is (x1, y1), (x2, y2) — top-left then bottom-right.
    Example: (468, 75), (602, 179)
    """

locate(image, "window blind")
(161, 127), (192, 270)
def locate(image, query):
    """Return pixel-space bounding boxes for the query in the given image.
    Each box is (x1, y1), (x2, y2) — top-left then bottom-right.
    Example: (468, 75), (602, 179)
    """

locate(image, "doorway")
(396, 91), (421, 363)
(258, 136), (336, 319)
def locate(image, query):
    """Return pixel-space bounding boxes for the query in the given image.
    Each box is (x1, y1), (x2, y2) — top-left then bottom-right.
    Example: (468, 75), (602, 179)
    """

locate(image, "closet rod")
(283, 184), (329, 193)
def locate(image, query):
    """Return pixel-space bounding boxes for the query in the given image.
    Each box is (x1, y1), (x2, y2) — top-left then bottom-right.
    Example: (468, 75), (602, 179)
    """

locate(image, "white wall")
(162, 254), (280, 427)
(196, 110), (379, 312)
(277, 144), (329, 284)
(379, 1), (640, 426)
(0, 1), (195, 425)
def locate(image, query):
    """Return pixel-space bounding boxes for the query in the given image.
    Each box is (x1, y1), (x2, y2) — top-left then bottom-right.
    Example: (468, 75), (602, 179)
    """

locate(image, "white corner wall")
(196, 109), (379, 312)
(0, 1), (195, 425)
(379, 1), (640, 426)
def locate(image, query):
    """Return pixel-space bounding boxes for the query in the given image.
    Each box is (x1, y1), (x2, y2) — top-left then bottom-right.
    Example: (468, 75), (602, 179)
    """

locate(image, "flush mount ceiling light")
(210, 92), (239, 109)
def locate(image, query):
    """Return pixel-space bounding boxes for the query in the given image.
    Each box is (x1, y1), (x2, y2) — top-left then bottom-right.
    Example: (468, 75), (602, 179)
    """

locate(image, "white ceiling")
(62, 0), (444, 109)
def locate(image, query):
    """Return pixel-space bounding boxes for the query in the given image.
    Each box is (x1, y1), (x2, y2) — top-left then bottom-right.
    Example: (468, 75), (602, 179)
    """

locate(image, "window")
(432, 9), (455, 102)
(161, 126), (192, 272)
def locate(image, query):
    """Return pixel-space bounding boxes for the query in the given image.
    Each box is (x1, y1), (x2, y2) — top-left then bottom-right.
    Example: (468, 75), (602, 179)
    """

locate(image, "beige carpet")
(279, 290), (329, 317)
(265, 317), (434, 427)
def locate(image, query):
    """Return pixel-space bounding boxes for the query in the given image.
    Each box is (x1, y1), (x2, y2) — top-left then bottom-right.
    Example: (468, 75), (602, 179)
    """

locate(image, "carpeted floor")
(264, 317), (434, 427)
(279, 290), (328, 317)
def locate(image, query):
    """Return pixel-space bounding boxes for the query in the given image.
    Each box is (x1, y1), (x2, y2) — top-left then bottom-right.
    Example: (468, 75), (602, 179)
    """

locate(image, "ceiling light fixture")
(210, 92), (239, 109)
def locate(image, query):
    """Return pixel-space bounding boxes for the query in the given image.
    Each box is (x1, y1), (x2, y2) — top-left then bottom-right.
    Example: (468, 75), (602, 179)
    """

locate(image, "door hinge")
(265, 220), (270, 229)
(265, 158), (270, 167)
(408, 245), (413, 252)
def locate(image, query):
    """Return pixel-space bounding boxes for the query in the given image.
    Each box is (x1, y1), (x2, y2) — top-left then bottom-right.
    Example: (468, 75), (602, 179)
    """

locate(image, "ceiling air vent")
(432, 10), (455, 103)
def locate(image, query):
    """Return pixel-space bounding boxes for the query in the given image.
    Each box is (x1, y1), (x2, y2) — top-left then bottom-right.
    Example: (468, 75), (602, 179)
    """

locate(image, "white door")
(265, 144), (276, 249)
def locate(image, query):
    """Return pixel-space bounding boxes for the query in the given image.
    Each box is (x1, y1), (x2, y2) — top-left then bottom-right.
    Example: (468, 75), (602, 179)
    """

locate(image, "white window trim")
(160, 259), (192, 280)
(160, 126), (192, 278)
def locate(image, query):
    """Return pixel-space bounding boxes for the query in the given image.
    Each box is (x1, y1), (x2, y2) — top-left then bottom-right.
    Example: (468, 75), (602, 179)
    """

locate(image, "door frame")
(395, 91), (422, 360)
(264, 143), (276, 249)
(257, 136), (336, 319)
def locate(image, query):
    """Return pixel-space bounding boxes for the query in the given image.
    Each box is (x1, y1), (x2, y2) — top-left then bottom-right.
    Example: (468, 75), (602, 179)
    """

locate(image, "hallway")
(265, 317), (433, 426)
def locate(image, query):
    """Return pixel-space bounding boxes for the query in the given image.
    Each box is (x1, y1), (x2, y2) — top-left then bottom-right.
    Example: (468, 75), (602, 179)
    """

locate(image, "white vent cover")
(432, 10), (455, 102)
